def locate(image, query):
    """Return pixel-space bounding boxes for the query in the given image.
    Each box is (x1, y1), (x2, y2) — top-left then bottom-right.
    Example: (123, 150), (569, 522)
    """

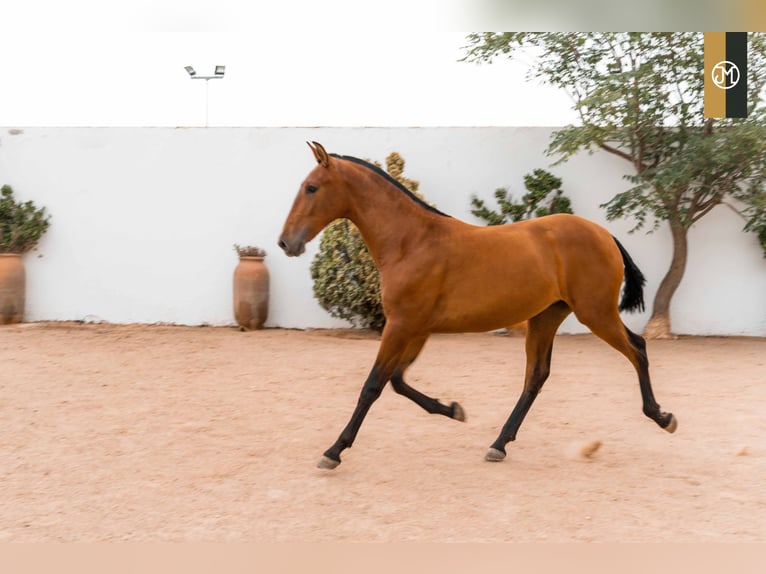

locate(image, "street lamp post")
(184, 65), (226, 127)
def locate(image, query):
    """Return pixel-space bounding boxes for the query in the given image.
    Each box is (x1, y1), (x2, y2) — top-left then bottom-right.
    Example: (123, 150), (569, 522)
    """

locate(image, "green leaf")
(471, 170), (574, 225)
(0, 185), (51, 253)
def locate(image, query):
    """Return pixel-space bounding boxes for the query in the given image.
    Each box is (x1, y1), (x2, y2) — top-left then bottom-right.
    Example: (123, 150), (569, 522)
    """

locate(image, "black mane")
(331, 154), (449, 217)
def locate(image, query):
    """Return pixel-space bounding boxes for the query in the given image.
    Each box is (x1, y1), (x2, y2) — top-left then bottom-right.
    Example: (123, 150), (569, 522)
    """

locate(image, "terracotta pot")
(0, 254), (26, 325)
(233, 256), (269, 330)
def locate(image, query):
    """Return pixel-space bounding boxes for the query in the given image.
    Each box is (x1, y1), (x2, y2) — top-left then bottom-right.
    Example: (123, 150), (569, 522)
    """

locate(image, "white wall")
(1, 127), (764, 335)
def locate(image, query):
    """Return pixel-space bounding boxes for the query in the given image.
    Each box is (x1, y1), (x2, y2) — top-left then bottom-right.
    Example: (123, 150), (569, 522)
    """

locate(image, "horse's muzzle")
(278, 235), (306, 257)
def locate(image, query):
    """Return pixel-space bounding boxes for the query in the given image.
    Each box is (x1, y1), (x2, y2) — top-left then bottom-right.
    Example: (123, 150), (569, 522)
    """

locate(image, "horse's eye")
(306, 185), (318, 195)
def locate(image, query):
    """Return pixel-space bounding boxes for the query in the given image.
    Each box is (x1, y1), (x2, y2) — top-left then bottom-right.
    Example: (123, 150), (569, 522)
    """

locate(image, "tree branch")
(598, 141), (634, 164)
(690, 197), (721, 222)
(721, 200), (747, 221)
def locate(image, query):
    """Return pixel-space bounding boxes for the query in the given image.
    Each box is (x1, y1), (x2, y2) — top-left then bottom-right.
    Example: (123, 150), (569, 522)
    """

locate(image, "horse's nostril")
(278, 238), (288, 252)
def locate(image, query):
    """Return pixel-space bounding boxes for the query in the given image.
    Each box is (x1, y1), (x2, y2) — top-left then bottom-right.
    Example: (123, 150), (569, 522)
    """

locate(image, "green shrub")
(310, 152), (421, 331)
(0, 185), (51, 254)
(470, 169), (573, 225)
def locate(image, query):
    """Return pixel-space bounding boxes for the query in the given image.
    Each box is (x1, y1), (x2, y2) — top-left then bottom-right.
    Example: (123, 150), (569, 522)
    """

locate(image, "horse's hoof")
(485, 447), (506, 462)
(451, 401), (466, 422)
(317, 455), (341, 470)
(663, 414), (678, 434)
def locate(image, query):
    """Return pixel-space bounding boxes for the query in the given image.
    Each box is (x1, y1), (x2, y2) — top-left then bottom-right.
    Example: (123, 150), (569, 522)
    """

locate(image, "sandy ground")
(0, 323), (764, 542)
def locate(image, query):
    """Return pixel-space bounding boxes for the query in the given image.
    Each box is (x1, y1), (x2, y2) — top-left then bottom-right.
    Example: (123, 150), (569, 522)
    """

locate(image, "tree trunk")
(643, 220), (689, 339)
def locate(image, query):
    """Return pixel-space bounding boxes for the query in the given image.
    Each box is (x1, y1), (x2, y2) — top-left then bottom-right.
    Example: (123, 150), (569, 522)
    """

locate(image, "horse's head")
(278, 142), (351, 257)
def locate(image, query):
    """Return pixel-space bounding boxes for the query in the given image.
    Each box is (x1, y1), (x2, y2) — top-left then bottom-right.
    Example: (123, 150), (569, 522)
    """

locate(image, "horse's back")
(483, 213), (611, 242)
(488, 214), (619, 264)
(459, 214), (618, 268)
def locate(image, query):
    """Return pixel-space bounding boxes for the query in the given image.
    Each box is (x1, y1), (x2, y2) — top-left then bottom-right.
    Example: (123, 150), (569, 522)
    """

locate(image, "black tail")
(613, 237), (646, 313)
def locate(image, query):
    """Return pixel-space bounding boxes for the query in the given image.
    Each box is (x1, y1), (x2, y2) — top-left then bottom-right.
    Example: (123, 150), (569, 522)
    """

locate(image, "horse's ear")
(307, 141), (330, 168)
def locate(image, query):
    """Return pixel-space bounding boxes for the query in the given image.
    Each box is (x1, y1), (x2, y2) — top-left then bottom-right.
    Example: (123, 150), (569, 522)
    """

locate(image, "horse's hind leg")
(487, 301), (571, 462)
(578, 310), (677, 433)
(390, 336), (466, 421)
(625, 326), (677, 432)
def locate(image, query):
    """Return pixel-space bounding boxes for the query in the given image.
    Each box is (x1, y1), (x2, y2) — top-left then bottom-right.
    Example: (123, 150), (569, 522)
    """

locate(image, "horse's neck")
(344, 168), (445, 268)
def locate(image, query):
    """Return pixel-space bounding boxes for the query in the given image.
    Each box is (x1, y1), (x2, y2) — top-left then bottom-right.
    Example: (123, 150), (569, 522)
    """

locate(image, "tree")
(470, 168), (573, 225)
(463, 33), (766, 338)
(310, 152), (422, 331)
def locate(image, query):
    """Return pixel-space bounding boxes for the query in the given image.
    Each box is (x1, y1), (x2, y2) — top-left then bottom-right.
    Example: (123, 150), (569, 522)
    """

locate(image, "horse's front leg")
(389, 335), (466, 422)
(318, 325), (412, 470)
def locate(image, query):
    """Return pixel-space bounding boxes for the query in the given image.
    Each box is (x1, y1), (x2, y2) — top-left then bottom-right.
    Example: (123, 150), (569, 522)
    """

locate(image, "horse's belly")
(427, 285), (557, 333)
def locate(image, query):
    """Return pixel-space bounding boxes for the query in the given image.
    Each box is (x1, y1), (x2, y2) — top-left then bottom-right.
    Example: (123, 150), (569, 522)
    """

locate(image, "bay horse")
(279, 142), (677, 470)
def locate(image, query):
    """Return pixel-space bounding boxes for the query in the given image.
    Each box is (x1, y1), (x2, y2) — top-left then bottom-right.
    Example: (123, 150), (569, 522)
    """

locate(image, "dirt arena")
(1, 323), (764, 542)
